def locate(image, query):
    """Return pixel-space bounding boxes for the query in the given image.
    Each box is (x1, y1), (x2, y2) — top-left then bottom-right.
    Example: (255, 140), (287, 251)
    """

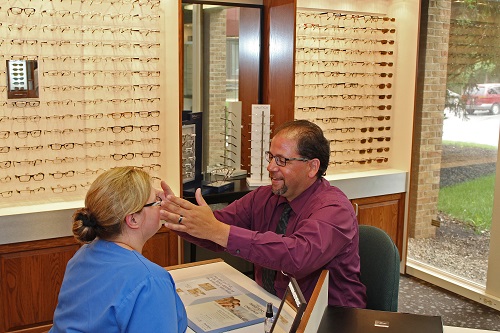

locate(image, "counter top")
(327, 168), (407, 199)
(0, 201), (81, 246)
(0, 169), (407, 245)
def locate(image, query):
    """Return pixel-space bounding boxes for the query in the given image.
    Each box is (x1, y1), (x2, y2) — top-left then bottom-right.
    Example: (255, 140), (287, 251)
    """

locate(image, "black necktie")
(262, 203), (292, 294)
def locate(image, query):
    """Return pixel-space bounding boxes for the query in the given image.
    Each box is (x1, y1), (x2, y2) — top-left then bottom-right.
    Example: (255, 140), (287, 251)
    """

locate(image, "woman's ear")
(124, 214), (140, 229)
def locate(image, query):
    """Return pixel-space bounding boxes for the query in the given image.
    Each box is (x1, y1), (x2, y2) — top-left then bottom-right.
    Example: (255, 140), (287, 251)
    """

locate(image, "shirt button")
(236, 249), (240, 254)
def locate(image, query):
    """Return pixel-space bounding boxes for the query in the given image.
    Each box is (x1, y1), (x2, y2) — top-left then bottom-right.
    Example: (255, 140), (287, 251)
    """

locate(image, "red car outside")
(463, 83), (500, 115)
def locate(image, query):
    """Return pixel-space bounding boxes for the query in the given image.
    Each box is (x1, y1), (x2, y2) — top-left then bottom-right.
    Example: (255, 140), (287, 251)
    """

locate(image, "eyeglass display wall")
(294, 10), (396, 173)
(0, 0), (163, 209)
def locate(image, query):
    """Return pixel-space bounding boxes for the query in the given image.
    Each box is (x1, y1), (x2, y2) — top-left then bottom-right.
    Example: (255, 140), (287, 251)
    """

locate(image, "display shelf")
(294, 9), (396, 174)
(0, 0), (164, 209)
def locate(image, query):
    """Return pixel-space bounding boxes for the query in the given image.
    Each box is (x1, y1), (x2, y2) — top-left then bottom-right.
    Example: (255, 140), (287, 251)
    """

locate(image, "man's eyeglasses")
(8, 7), (36, 16)
(265, 151), (309, 167)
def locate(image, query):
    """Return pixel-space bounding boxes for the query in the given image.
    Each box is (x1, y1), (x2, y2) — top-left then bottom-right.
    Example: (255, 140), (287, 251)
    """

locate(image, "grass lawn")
(442, 140), (498, 150)
(439, 169), (496, 232)
(439, 141), (497, 231)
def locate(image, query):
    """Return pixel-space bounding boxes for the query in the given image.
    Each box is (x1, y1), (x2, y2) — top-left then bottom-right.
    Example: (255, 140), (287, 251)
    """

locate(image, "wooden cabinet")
(143, 228), (179, 267)
(0, 228), (177, 333)
(351, 193), (405, 258)
(0, 238), (78, 333)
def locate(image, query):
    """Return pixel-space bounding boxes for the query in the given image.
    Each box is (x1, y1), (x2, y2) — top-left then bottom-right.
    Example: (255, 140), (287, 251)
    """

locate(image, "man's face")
(266, 134), (315, 201)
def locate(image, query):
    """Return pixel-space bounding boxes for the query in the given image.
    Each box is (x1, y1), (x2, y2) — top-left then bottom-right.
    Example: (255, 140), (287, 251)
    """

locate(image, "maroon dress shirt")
(183, 177), (367, 308)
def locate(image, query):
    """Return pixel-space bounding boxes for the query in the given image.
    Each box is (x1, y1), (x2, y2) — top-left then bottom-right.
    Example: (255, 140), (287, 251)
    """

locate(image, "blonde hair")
(72, 167), (152, 244)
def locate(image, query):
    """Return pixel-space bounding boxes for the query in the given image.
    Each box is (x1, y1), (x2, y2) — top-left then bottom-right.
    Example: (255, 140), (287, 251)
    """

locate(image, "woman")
(50, 167), (187, 333)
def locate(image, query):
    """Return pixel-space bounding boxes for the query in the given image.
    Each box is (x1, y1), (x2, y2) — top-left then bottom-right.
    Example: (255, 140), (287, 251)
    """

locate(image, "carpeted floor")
(398, 274), (500, 331)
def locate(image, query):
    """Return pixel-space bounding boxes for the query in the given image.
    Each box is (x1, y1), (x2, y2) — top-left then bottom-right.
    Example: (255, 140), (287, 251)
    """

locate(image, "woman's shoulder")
(89, 242), (173, 285)
(131, 252), (175, 282)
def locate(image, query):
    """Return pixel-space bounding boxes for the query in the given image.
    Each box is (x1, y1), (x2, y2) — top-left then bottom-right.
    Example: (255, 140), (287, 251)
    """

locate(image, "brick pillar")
(408, 0), (452, 238)
(208, 10), (227, 168)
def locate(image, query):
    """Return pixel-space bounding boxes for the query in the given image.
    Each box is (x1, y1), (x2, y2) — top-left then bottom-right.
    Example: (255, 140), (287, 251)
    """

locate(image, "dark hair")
(72, 167), (152, 244)
(274, 119), (330, 178)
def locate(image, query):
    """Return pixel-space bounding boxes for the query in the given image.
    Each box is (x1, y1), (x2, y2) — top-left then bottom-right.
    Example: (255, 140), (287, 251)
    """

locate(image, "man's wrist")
(210, 223), (230, 248)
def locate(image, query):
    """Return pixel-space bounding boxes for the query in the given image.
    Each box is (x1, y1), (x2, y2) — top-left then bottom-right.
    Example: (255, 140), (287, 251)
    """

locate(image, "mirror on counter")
(6, 60), (39, 99)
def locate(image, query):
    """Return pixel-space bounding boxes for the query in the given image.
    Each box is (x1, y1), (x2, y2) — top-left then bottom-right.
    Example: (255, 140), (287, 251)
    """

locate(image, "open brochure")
(175, 273), (270, 333)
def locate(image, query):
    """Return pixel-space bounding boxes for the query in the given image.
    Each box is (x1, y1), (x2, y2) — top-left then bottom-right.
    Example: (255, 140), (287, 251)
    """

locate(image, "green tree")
(445, 1), (500, 118)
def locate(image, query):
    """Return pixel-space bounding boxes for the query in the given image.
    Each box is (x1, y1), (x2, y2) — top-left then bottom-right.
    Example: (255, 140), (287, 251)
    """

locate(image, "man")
(161, 119), (366, 308)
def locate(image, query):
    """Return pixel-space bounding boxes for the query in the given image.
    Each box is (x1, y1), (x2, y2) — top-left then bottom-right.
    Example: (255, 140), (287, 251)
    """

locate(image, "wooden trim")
(0, 237), (80, 254)
(397, 192), (406, 260)
(239, 6), (263, 173)
(296, 270), (328, 333)
(12, 324), (53, 333)
(165, 258), (224, 270)
(262, 0), (296, 129)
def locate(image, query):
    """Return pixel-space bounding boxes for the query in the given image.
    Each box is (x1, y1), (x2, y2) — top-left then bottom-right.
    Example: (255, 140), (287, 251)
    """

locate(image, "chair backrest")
(358, 225), (400, 312)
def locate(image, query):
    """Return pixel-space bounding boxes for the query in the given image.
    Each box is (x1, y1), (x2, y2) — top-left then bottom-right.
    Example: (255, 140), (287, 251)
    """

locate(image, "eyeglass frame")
(143, 199), (162, 208)
(265, 151), (310, 167)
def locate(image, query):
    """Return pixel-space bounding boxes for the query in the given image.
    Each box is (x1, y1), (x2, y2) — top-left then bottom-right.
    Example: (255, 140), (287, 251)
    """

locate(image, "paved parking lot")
(443, 110), (500, 147)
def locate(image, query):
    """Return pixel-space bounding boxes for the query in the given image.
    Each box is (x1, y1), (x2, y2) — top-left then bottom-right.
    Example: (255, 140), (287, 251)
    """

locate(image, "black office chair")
(358, 225), (400, 312)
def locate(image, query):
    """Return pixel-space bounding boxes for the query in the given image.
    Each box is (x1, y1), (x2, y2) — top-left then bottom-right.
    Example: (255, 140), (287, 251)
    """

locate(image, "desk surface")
(167, 259), (279, 333)
(166, 260), (496, 333)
